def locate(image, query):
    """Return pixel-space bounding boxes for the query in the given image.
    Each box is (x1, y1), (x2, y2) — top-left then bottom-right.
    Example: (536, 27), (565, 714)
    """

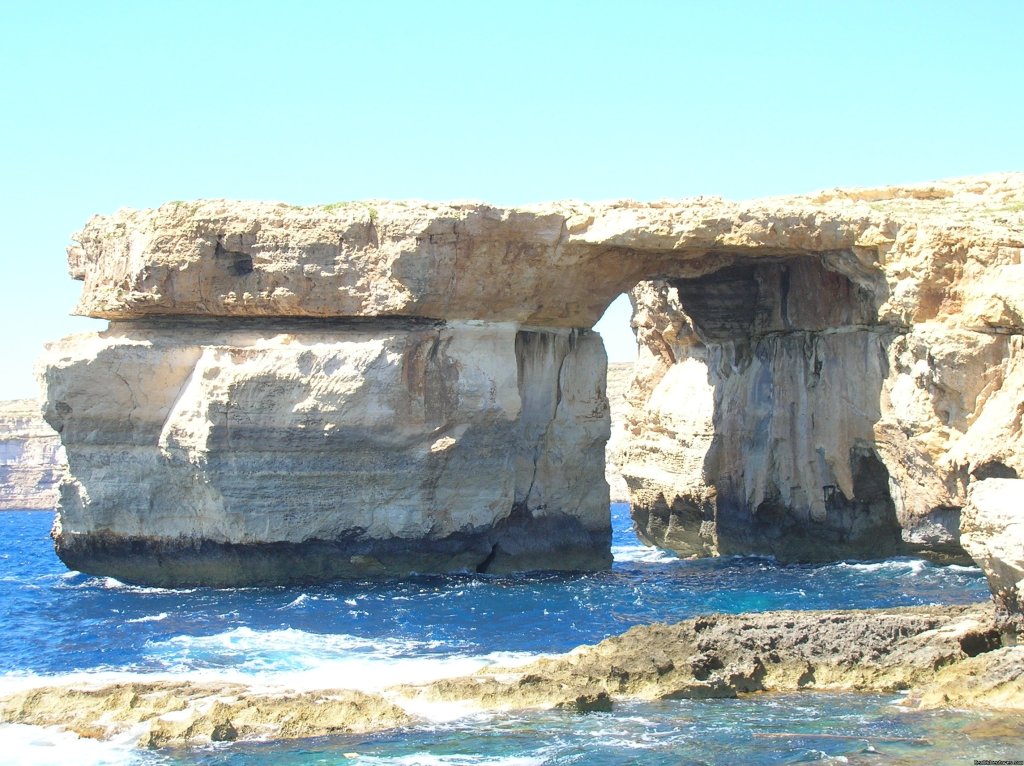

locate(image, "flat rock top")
(67, 174), (1024, 327)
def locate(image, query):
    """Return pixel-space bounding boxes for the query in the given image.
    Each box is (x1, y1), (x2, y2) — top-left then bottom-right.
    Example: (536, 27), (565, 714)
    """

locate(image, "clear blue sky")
(2, 0), (1022, 399)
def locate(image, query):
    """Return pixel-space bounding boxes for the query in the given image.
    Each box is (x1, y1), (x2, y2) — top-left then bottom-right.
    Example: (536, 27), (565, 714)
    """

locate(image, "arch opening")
(594, 293), (638, 506)
(615, 253), (910, 562)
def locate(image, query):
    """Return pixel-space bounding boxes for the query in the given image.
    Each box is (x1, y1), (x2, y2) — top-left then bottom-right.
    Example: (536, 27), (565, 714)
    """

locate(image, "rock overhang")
(39, 173), (1024, 585)
(66, 194), (907, 328)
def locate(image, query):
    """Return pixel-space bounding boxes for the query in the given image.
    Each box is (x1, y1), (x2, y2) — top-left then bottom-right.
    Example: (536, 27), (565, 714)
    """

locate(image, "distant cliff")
(605, 362), (633, 503)
(0, 399), (64, 510)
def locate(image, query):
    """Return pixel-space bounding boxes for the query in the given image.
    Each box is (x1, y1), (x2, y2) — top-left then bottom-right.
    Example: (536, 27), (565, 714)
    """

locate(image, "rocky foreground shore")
(3, 604), (1021, 749)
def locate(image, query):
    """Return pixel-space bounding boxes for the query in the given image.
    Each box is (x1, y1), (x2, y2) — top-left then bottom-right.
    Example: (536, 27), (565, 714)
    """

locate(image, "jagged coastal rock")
(39, 174), (1024, 585)
(395, 604), (1018, 713)
(3, 603), (1020, 748)
(0, 399), (64, 510)
(0, 681), (413, 748)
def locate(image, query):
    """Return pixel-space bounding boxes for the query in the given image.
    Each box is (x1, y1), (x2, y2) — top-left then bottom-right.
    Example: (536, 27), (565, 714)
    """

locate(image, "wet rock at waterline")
(395, 604), (1020, 712)
(3, 604), (1021, 749)
(39, 174), (1024, 584)
(41, 322), (610, 585)
(0, 681), (413, 748)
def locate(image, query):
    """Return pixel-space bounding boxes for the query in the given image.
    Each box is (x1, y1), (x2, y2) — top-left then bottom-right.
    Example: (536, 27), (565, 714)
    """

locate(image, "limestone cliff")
(620, 175), (1024, 562)
(0, 399), (64, 510)
(41, 322), (610, 584)
(961, 478), (1024, 635)
(40, 174), (1024, 584)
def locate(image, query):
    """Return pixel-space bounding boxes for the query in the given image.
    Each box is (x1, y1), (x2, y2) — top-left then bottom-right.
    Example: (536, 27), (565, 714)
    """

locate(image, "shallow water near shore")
(2, 504), (1022, 765)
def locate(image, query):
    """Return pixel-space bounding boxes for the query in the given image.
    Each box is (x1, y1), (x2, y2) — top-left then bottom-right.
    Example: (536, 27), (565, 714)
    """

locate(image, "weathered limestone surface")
(961, 478), (1024, 634)
(0, 399), (64, 510)
(4, 604), (1020, 748)
(42, 173), (1024, 584)
(395, 604), (1016, 712)
(620, 175), (1024, 562)
(41, 321), (610, 584)
(61, 197), (892, 328)
(0, 681), (412, 748)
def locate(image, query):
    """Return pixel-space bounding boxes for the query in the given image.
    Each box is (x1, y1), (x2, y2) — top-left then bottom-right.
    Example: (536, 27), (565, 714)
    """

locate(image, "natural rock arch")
(620, 255), (906, 563)
(39, 176), (1024, 585)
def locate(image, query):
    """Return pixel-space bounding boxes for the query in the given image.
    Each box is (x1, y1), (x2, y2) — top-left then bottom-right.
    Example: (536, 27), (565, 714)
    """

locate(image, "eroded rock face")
(623, 262), (906, 561)
(41, 320), (610, 585)
(42, 173), (1024, 583)
(620, 175), (1024, 563)
(0, 681), (412, 748)
(0, 399), (64, 510)
(961, 479), (1024, 634)
(64, 198), (892, 328)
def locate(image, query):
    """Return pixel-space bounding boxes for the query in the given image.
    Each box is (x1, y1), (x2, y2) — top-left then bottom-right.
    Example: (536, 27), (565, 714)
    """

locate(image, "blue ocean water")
(1, 504), (1021, 765)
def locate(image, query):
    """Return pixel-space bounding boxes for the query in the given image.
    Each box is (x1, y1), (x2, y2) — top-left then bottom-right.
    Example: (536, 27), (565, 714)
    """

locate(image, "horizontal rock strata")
(4, 605), (1020, 749)
(619, 174), (1024, 563)
(0, 399), (64, 510)
(41, 320), (610, 585)
(41, 173), (1024, 583)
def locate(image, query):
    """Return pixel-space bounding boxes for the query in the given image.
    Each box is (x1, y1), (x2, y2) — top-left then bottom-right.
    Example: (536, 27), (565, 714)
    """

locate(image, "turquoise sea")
(2, 504), (1022, 765)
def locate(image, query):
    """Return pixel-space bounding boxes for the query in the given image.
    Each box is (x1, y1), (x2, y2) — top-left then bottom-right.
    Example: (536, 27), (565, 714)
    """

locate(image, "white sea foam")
(145, 626), (448, 667)
(124, 612), (168, 624)
(0, 669), (205, 697)
(0, 673), (49, 697)
(280, 593), (310, 609)
(391, 697), (495, 723)
(834, 559), (928, 575)
(612, 544), (676, 563)
(835, 561), (897, 573)
(592, 736), (660, 750)
(137, 626), (551, 694)
(56, 573), (197, 595)
(357, 754), (545, 766)
(99, 577), (198, 595)
(0, 723), (146, 766)
(947, 564), (982, 573)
